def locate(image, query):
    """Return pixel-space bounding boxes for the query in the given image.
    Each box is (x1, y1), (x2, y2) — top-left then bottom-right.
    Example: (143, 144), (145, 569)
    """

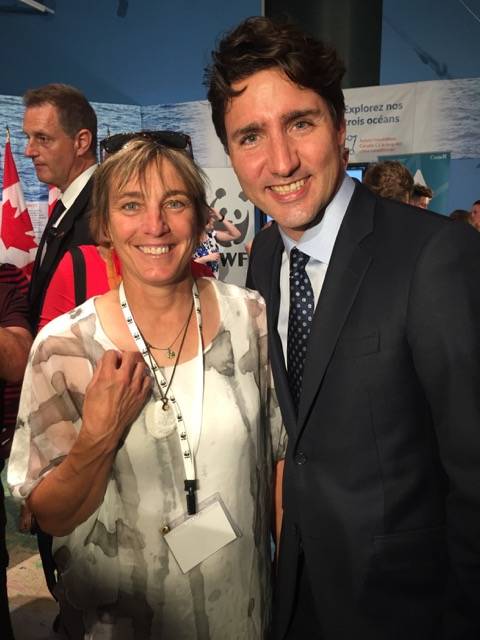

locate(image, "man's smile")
(269, 178), (308, 195)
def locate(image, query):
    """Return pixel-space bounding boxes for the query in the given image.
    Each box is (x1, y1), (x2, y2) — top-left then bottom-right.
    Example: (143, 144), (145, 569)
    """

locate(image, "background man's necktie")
(41, 199), (65, 262)
(48, 199), (66, 229)
(287, 247), (315, 411)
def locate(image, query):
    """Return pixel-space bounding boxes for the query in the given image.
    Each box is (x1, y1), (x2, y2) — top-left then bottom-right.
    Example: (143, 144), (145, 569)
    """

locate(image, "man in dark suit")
(23, 83), (97, 331)
(206, 17), (480, 640)
(22, 84), (97, 635)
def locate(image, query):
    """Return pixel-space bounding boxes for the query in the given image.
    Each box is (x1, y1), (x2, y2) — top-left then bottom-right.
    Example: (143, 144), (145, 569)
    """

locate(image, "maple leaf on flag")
(1, 199), (37, 251)
(1, 135), (38, 269)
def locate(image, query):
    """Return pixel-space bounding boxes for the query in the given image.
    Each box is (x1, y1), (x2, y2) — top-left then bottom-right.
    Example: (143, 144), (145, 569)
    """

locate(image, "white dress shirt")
(53, 164), (97, 229)
(277, 174), (355, 364)
(40, 164), (97, 264)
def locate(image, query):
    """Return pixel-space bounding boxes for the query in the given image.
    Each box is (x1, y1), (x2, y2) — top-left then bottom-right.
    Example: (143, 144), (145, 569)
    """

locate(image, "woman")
(8, 135), (285, 639)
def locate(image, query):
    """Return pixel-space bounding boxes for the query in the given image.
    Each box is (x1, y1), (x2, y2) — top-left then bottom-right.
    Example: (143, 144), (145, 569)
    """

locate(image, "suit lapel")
(37, 180), (92, 285)
(296, 184), (376, 434)
(260, 228), (298, 434)
(30, 205), (58, 292)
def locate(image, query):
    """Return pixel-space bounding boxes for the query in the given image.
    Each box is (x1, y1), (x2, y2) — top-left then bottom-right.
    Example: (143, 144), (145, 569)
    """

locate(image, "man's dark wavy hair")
(205, 16), (346, 151)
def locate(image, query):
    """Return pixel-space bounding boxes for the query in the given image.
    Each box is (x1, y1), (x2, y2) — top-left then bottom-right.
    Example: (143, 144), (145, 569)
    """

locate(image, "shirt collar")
(60, 164), (97, 211)
(279, 173), (355, 263)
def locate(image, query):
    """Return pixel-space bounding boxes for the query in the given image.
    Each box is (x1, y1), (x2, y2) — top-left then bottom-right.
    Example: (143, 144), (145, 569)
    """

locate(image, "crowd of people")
(362, 159), (479, 229)
(1, 15), (480, 640)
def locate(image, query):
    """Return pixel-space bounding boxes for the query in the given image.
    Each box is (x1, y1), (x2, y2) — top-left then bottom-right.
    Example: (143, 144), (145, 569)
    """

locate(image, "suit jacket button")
(294, 451), (307, 465)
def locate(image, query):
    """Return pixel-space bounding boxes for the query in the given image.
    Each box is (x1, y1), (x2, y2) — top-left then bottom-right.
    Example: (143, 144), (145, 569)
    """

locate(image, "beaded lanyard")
(119, 281), (203, 514)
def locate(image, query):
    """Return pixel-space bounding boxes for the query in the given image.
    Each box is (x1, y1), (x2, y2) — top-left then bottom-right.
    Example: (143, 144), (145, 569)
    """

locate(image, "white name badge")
(163, 496), (240, 574)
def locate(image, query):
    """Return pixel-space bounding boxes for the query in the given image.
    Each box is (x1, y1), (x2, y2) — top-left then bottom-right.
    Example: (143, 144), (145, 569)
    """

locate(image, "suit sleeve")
(246, 235), (258, 290)
(407, 221), (480, 633)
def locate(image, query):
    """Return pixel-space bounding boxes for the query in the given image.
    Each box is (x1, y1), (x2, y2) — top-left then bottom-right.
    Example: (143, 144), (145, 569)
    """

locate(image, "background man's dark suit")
(247, 180), (480, 640)
(28, 178), (94, 330)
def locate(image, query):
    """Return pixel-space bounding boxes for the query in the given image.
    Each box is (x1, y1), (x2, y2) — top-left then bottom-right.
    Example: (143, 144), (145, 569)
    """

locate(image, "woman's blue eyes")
(120, 199), (190, 212)
(164, 199), (188, 210)
(122, 202), (139, 211)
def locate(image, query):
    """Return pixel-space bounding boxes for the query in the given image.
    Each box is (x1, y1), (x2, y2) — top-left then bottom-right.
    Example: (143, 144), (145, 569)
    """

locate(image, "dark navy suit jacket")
(247, 180), (480, 640)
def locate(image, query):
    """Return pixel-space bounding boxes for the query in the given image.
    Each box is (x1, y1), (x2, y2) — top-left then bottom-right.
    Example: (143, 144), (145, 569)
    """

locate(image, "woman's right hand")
(81, 349), (152, 449)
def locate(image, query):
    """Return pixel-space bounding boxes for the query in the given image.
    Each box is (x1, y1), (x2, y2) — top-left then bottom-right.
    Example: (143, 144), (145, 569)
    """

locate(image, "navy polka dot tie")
(287, 247), (314, 411)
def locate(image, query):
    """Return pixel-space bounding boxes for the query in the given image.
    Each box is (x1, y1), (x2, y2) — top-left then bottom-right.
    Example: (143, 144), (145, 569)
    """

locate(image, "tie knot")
(290, 247), (310, 273)
(50, 198), (66, 221)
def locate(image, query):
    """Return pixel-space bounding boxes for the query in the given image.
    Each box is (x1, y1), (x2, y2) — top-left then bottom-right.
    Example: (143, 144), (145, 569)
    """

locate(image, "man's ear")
(74, 128), (93, 157)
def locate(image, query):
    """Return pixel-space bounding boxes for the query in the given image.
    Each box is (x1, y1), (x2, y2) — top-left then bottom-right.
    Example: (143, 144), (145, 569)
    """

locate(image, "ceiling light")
(17, 0), (54, 14)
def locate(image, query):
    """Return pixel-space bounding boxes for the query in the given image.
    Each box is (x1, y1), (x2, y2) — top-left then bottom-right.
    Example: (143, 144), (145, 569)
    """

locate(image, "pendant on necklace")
(145, 398), (176, 438)
(162, 398), (169, 410)
(166, 348), (176, 360)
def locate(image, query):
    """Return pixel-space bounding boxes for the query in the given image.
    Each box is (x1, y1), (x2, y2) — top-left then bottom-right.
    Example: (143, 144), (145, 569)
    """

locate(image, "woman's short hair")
(90, 138), (210, 246)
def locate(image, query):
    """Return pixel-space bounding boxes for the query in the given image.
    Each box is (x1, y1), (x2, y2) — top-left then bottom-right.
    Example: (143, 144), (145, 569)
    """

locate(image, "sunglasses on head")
(99, 130), (193, 161)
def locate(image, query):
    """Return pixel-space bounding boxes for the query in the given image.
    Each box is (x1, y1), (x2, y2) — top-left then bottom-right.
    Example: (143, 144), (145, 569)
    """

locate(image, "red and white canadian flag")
(1, 129), (37, 270)
(48, 183), (61, 217)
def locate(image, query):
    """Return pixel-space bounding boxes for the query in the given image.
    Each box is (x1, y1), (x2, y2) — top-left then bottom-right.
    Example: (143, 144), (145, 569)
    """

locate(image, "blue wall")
(0, 0), (261, 105)
(381, 0), (480, 84)
(380, 0), (480, 211)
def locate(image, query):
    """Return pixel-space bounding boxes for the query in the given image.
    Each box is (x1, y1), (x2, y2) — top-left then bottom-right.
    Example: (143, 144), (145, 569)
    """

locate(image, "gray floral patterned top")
(8, 279), (286, 639)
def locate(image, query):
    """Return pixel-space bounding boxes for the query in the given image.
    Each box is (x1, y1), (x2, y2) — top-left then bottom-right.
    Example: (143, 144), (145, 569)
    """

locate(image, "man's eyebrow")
(281, 108), (323, 125)
(23, 130), (50, 137)
(230, 122), (263, 142)
(230, 108), (324, 141)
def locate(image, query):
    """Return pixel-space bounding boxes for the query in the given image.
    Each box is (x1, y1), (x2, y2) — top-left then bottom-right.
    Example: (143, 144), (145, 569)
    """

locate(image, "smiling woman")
(8, 137), (286, 639)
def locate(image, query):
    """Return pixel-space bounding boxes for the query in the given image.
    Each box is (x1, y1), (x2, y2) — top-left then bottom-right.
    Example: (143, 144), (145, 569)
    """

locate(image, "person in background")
(206, 15), (480, 640)
(38, 245), (121, 331)
(0, 277), (32, 640)
(449, 208), (470, 222)
(23, 83), (97, 332)
(469, 199), (480, 230)
(410, 183), (433, 209)
(22, 83), (98, 633)
(8, 135), (284, 639)
(193, 207), (241, 276)
(363, 160), (414, 204)
(0, 265), (29, 461)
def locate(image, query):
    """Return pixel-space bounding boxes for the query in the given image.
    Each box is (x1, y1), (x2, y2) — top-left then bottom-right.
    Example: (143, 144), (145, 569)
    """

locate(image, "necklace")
(119, 279), (204, 515)
(144, 303), (193, 359)
(119, 280), (203, 442)
(141, 299), (194, 410)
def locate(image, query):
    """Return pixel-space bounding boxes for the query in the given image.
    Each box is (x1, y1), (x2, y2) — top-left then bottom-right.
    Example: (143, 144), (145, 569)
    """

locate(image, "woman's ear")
(101, 224), (112, 247)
